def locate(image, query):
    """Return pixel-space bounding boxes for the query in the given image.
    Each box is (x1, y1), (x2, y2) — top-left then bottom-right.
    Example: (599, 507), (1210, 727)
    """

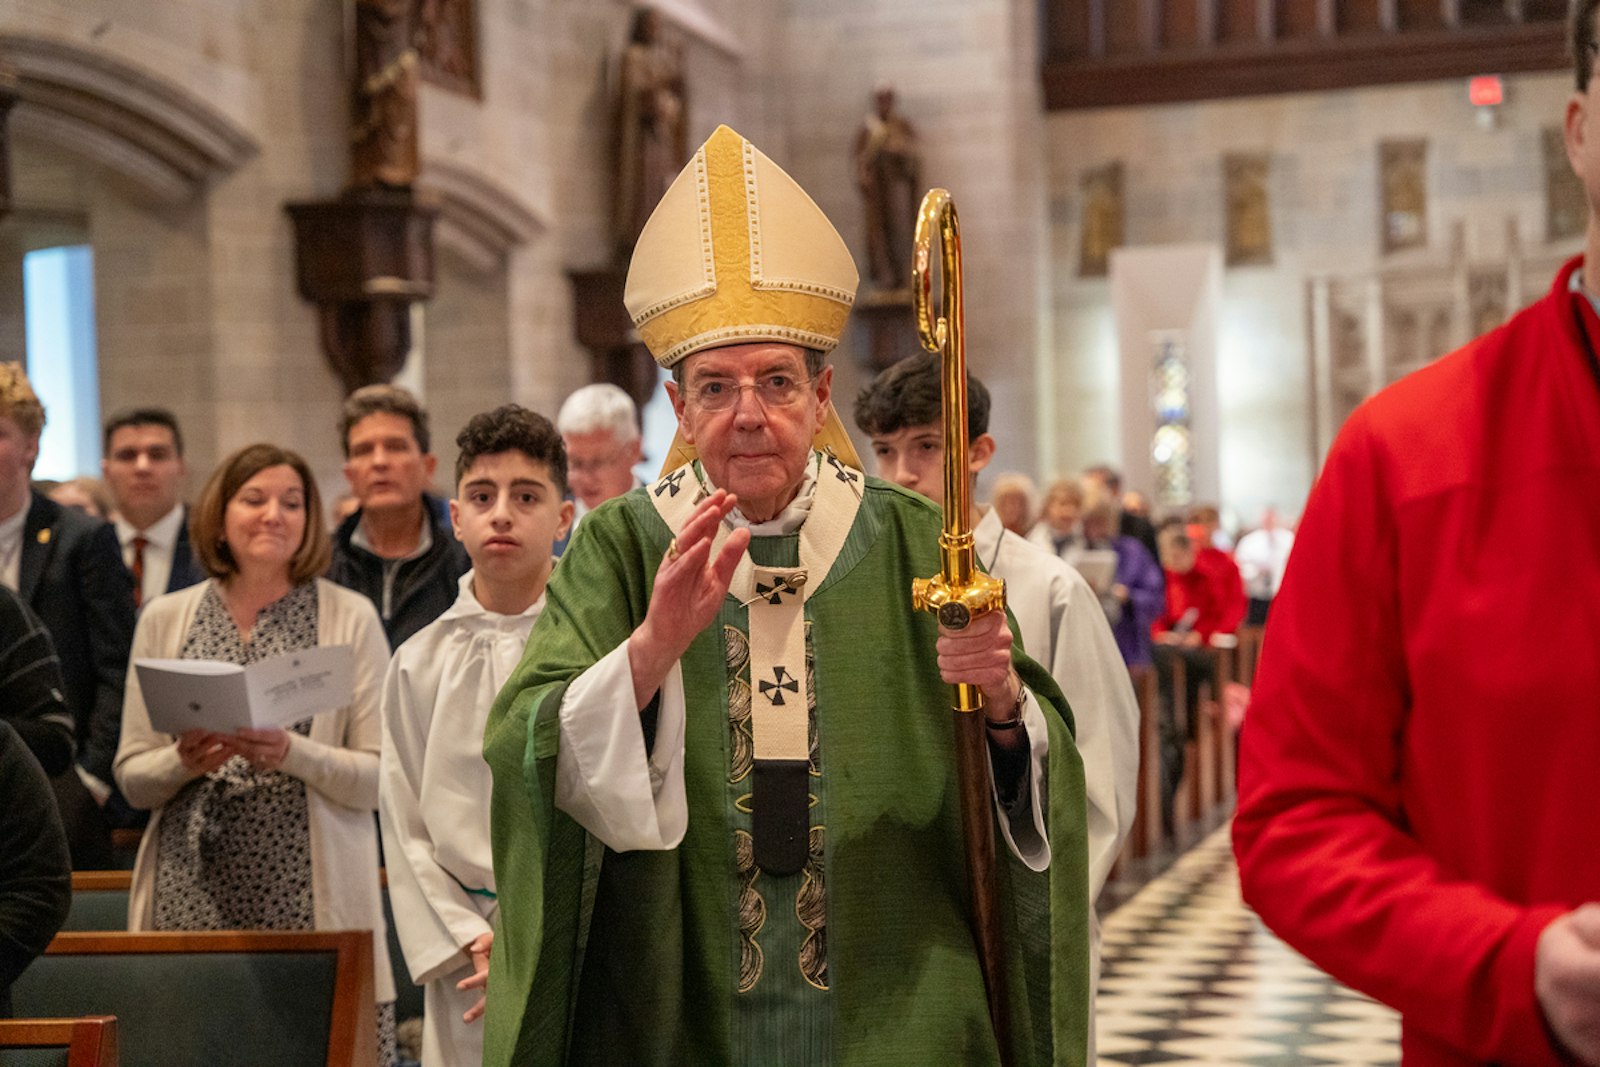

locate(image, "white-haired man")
(484, 125), (1093, 1067)
(556, 383), (642, 523)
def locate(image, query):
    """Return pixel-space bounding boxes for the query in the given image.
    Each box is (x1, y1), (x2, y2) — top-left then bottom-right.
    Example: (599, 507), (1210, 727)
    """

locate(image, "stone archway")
(0, 32), (257, 205)
(421, 158), (544, 278)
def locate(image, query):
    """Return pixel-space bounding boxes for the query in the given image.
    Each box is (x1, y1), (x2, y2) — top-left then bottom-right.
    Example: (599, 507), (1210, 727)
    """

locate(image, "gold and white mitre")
(624, 124), (864, 472)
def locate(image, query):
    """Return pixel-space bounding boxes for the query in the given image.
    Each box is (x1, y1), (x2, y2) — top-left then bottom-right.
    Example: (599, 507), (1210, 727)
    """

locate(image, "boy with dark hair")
(330, 384), (469, 648)
(854, 351), (1139, 1058)
(379, 404), (571, 1067)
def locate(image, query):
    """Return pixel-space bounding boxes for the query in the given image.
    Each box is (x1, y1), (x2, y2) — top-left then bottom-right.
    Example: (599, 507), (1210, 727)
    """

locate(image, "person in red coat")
(1234, 8), (1600, 1061)
(1151, 524), (1244, 833)
(1153, 525), (1245, 645)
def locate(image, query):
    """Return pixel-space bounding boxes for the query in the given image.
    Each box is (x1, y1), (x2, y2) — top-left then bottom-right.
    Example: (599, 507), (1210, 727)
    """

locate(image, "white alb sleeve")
(553, 641), (688, 852)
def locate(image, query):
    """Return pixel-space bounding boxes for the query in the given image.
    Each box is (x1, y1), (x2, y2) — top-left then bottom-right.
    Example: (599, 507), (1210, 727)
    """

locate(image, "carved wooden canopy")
(1043, 1), (1569, 110)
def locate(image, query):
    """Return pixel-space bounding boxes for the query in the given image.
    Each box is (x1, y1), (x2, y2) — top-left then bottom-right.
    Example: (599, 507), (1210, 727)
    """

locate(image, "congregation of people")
(1, 334), (1293, 1065)
(13, 29), (1600, 1054)
(0, 114), (1294, 1067)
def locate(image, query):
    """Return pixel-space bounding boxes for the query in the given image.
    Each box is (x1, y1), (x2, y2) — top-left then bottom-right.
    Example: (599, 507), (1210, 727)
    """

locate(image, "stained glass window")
(1149, 331), (1193, 508)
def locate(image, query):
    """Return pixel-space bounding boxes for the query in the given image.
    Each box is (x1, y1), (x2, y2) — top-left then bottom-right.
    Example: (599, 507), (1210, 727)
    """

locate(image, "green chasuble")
(483, 465), (1090, 1067)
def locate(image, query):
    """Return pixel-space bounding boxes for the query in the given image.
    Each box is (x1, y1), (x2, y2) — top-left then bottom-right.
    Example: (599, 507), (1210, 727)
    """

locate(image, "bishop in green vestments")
(483, 125), (1091, 1067)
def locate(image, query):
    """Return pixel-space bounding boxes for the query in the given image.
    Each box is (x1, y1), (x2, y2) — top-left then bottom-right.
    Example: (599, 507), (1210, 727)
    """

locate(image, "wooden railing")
(1116, 625), (1266, 873)
(1042, 0), (1568, 109)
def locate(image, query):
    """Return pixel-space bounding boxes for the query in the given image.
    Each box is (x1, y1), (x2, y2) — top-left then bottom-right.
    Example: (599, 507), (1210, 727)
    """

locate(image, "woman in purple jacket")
(1082, 496), (1164, 667)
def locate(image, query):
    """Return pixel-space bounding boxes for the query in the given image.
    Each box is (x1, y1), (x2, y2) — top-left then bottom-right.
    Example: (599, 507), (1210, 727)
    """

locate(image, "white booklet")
(135, 645), (355, 735)
(1072, 549), (1119, 596)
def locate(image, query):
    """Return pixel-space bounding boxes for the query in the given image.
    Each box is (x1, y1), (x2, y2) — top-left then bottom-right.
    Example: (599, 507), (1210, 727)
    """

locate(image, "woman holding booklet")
(113, 443), (397, 1066)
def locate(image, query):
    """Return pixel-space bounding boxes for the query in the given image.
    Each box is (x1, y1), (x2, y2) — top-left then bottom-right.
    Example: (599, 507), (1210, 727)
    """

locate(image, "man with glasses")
(484, 125), (1093, 1067)
(556, 383), (643, 528)
(1235, 4), (1600, 1063)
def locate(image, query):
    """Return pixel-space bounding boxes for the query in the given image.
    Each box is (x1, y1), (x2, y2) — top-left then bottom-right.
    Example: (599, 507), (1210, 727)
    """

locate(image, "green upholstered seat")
(59, 886), (129, 932)
(10, 933), (368, 1067)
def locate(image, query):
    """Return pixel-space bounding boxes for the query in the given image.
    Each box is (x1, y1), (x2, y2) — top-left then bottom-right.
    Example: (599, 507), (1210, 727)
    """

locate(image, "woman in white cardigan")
(114, 443), (396, 1065)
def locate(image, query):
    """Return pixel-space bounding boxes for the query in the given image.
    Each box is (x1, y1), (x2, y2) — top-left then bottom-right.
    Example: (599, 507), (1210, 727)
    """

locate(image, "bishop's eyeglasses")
(689, 374), (813, 412)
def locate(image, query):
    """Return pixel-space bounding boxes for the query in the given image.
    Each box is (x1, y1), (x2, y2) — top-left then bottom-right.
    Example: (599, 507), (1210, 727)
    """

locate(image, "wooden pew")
(10, 931), (375, 1067)
(0, 1016), (118, 1067)
(1112, 626), (1265, 877)
(61, 873), (132, 933)
(63, 870), (425, 1032)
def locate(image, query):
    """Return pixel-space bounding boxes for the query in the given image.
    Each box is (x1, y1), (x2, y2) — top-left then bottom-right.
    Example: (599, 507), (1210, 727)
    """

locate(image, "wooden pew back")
(0, 1016), (118, 1067)
(10, 932), (374, 1067)
(63, 871), (424, 1026)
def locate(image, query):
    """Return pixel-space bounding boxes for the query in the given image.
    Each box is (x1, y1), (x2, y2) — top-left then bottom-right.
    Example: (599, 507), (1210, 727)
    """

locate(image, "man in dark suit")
(0, 366), (136, 868)
(101, 408), (205, 608)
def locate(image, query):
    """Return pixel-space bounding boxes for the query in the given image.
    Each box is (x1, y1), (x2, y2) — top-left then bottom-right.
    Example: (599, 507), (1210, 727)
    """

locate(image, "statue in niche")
(1225, 153), (1272, 267)
(416, 0), (479, 97)
(350, 0), (420, 189)
(615, 6), (688, 255)
(853, 84), (922, 292)
(1079, 161), (1124, 278)
(1380, 139), (1427, 254)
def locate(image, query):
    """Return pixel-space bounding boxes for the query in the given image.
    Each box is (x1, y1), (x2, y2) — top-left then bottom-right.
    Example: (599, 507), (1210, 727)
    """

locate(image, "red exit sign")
(1469, 75), (1504, 108)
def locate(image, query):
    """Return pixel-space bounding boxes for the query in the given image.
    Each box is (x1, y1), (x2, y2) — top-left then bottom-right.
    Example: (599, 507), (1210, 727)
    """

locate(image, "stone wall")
(4, 1), (1579, 527)
(1046, 71), (1582, 524)
(0, 0), (780, 503)
(772, 0), (1047, 492)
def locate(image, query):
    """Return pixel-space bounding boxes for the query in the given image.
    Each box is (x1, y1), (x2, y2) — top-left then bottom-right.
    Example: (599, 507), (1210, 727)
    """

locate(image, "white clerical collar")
(720, 456), (819, 537)
(116, 503), (184, 550)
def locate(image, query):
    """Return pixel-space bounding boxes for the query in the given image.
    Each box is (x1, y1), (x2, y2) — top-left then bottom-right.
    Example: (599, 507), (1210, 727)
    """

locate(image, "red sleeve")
(1232, 406), (1566, 1065)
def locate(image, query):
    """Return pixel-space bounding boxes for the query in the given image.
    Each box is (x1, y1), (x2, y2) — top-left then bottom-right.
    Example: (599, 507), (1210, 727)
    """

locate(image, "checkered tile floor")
(1097, 826), (1400, 1066)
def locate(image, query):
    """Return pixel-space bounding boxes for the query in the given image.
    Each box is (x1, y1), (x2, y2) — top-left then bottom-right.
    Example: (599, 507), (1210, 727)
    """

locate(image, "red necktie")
(131, 535), (148, 609)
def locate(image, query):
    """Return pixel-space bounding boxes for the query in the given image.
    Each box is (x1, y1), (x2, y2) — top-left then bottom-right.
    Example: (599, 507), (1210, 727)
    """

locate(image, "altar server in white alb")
(378, 405), (573, 1067)
(854, 352), (1141, 1059)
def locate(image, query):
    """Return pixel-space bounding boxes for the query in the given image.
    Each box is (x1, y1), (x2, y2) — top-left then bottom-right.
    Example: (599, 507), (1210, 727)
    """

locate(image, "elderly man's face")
(667, 342), (830, 523)
(563, 429), (640, 511)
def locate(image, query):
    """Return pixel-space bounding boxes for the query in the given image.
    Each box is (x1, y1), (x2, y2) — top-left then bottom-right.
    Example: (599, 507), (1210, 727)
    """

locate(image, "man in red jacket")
(1234, 5), (1600, 1063)
(1152, 524), (1244, 834)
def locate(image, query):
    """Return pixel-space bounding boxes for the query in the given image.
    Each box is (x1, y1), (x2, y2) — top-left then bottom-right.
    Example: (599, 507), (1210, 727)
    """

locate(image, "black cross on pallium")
(758, 666), (799, 705)
(654, 469), (688, 497)
(755, 575), (799, 605)
(824, 453), (859, 485)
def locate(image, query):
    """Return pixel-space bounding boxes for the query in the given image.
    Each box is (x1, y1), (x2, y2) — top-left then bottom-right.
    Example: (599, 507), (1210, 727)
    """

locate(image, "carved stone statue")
(615, 7), (687, 254)
(853, 84), (921, 292)
(416, 0), (479, 96)
(350, 0), (420, 189)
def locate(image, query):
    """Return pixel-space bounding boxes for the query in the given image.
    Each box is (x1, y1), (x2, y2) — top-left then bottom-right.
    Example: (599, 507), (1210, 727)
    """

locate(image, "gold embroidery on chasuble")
(726, 621), (827, 993)
(733, 829), (766, 994)
(797, 824), (827, 990)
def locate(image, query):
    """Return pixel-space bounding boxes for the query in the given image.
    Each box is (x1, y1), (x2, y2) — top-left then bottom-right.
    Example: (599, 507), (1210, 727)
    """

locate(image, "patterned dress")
(152, 582), (397, 1066)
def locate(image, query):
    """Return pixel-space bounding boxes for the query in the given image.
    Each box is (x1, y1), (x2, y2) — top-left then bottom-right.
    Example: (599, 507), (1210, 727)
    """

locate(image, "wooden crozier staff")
(909, 188), (1012, 1064)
